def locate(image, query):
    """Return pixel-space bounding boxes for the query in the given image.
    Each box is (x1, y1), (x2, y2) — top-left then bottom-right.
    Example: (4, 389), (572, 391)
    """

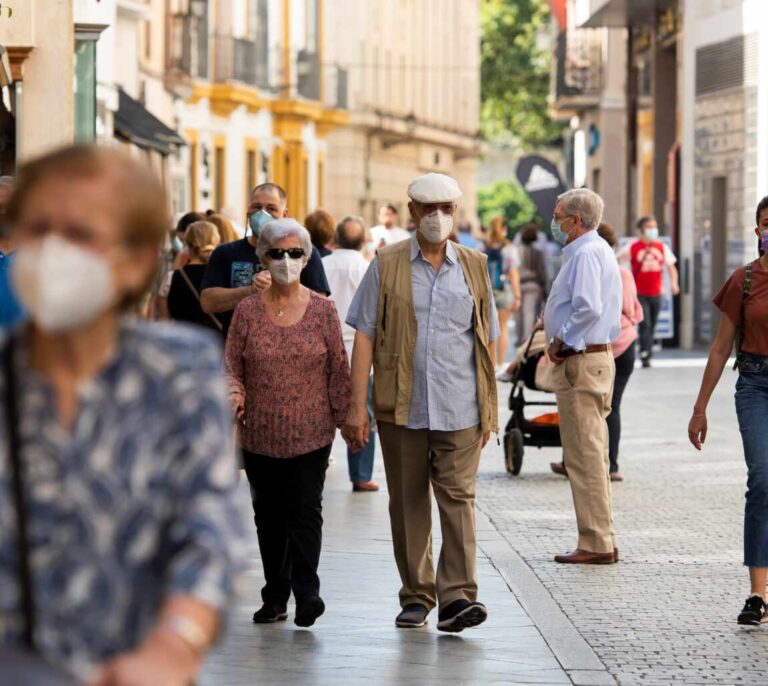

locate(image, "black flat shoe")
(437, 600), (487, 633)
(295, 596), (325, 627)
(738, 595), (768, 625)
(395, 603), (430, 628)
(252, 604), (288, 624)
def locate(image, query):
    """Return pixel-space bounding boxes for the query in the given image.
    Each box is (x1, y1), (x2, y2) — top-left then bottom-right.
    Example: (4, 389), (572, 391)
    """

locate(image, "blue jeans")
(347, 378), (376, 484)
(736, 354), (768, 567)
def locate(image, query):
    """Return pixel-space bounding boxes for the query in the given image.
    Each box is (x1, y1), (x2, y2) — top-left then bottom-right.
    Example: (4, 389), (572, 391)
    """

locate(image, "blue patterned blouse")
(0, 321), (247, 678)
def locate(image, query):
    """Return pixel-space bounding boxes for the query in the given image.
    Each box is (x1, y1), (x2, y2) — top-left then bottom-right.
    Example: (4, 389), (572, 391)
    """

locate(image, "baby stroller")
(503, 329), (562, 475)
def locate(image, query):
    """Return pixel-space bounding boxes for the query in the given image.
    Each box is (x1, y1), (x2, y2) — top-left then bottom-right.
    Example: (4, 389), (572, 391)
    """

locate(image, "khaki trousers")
(553, 351), (616, 553)
(377, 422), (483, 610)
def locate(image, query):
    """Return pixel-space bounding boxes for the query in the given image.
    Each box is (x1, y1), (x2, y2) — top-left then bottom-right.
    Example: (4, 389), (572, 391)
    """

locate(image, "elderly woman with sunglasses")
(225, 218), (350, 629)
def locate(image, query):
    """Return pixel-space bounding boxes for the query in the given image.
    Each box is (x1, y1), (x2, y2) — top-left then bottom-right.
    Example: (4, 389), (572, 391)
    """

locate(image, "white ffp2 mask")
(11, 234), (117, 332)
(418, 210), (454, 244)
(268, 256), (304, 285)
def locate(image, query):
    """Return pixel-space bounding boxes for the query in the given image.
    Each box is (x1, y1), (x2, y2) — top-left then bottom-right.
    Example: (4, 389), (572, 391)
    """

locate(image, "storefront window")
(74, 39), (96, 142)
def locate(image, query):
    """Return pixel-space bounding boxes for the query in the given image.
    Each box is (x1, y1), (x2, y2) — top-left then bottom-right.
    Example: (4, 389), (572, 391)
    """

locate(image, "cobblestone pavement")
(478, 358), (766, 685)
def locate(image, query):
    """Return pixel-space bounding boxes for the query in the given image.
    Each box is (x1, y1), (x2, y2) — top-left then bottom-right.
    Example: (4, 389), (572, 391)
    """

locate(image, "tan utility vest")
(371, 239), (499, 433)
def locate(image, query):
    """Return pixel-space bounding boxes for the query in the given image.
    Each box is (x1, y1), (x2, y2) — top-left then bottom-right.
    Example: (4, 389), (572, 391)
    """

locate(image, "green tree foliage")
(478, 178), (541, 232)
(481, 0), (564, 148)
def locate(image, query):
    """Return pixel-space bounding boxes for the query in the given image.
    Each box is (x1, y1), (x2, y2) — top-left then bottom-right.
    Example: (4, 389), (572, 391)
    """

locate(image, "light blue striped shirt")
(543, 230), (622, 351)
(347, 238), (499, 432)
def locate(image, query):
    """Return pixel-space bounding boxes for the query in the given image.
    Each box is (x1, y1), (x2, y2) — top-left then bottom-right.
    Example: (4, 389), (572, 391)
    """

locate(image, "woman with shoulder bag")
(689, 195), (768, 626)
(167, 220), (224, 337)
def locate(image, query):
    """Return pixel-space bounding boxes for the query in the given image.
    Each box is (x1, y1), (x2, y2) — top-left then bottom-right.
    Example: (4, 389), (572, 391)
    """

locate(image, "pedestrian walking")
(344, 172), (499, 633)
(225, 218), (350, 629)
(457, 219), (481, 249)
(618, 216), (680, 367)
(484, 216), (522, 367)
(167, 220), (224, 337)
(688, 195), (768, 626)
(369, 203), (410, 248)
(544, 189), (622, 565)
(0, 145), (245, 684)
(323, 215), (380, 492)
(305, 208), (335, 257)
(200, 182), (330, 336)
(516, 222), (548, 345)
(549, 222), (642, 483)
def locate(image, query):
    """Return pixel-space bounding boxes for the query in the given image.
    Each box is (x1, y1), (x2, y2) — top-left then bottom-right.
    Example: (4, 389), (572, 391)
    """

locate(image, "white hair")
(256, 217), (313, 260)
(557, 188), (604, 229)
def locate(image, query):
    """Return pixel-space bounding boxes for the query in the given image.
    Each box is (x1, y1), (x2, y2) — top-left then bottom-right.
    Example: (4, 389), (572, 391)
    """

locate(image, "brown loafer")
(610, 472), (624, 482)
(550, 461), (568, 477)
(554, 549), (616, 564)
(352, 481), (380, 492)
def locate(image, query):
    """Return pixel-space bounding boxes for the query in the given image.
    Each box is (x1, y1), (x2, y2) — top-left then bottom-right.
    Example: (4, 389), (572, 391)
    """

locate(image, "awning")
(114, 88), (185, 156)
(579, 0), (668, 28)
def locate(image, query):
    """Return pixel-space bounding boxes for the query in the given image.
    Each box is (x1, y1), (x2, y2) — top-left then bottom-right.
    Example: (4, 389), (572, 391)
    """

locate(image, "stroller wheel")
(504, 429), (525, 476)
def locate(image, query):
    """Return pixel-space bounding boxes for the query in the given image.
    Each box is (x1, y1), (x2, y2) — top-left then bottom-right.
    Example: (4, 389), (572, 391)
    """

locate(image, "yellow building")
(169, 0), (348, 224)
(322, 0), (483, 226)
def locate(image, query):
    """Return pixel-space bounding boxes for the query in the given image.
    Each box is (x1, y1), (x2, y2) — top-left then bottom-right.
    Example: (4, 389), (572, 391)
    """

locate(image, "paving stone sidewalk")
(478, 361), (767, 685)
(201, 440), (589, 685)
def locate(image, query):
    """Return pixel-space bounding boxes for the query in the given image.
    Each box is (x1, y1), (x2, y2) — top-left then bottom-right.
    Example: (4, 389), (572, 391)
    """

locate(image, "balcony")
(168, 12), (209, 81)
(297, 49), (320, 101)
(323, 65), (348, 110)
(212, 35), (269, 89)
(551, 28), (604, 116)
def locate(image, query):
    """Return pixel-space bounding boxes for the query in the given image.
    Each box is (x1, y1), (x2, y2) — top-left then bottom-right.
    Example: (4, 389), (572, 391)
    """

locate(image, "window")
(214, 144), (226, 211)
(74, 39), (96, 142)
(246, 148), (257, 202)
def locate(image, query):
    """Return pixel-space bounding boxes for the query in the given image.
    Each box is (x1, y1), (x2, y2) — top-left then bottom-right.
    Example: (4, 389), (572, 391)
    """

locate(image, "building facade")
(556, 0), (768, 348)
(322, 0), (483, 227)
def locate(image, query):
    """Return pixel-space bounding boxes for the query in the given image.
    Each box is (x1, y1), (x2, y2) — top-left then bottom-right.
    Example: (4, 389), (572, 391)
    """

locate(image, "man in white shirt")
(543, 188), (622, 565)
(323, 216), (380, 492)
(369, 203), (411, 248)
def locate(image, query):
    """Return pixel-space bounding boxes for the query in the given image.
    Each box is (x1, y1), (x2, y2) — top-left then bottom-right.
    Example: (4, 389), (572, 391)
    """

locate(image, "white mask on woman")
(12, 234), (116, 332)
(268, 256), (304, 285)
(418, 210), (454, 244)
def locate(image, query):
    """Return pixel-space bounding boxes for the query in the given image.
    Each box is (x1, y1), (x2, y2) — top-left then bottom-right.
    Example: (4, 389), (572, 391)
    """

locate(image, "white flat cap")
(407, 172), (463, 203)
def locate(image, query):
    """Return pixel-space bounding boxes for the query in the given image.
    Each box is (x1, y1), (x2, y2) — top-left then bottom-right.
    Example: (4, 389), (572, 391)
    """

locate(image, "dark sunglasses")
(266, 248), (305, 260)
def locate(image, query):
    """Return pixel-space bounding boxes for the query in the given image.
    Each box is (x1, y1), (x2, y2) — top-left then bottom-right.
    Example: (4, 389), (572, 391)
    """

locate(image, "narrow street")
(202, 355), (764, 685)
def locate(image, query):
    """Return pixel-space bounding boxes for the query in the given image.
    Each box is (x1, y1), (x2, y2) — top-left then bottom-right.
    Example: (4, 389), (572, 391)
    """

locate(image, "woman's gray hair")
(256, 217), (313, 260)
(557, 188), (604, 229)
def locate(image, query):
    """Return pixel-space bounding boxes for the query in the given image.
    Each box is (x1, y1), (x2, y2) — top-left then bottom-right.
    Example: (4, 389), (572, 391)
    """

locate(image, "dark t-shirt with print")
(200, 238), (331, 335)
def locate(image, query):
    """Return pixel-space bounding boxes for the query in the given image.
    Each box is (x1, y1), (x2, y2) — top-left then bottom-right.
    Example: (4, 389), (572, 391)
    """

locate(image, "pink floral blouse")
(225, 292), (350, 458)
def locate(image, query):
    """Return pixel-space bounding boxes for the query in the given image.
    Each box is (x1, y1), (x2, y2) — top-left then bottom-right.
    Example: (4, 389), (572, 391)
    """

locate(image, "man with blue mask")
(200, 182), (330, 336)
(543, 188), (622, 566)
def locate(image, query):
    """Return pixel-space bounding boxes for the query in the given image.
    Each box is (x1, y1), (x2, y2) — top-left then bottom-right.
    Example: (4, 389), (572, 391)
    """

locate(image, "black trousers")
(606, 345), (635, 473)
(242, 445), (331, 608)
(638, 295), (662, 359)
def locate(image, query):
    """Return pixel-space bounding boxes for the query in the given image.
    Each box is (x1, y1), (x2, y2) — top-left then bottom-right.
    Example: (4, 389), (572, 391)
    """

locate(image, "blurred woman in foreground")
(0, 145), (245, 685)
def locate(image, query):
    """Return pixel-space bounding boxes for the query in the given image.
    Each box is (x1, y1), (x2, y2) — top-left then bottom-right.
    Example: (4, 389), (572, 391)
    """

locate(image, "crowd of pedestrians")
(4, 140), (768, 686)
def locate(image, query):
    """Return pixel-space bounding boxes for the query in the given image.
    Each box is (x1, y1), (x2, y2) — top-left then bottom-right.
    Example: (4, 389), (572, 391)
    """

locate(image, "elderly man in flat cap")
(344, 173), (499, 632)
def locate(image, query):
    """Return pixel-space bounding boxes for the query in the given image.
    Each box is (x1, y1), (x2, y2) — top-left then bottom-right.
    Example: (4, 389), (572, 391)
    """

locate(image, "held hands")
(89, 631), (200, 686)
(688, 411), (707, 451)
(252, 271), (271, 293)
(341, 403), (370, 452)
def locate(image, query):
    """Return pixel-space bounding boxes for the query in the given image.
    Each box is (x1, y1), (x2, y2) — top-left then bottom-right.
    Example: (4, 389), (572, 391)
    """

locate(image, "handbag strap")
(4, 340), (36, 649)
(178, 268), (224, 332)
(734, 262), (753, 371)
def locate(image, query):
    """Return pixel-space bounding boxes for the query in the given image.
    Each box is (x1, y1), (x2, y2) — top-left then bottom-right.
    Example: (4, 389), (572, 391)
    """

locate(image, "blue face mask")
(248, 209), (275, 237)
(551, 217), (570, 246)
(171, 236), (184, 253)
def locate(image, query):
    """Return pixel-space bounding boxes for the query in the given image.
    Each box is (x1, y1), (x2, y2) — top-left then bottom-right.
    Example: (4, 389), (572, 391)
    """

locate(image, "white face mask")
(418, 210), (454, 244)
(268, 256), (304, 285)
(11, 234), (116, 332)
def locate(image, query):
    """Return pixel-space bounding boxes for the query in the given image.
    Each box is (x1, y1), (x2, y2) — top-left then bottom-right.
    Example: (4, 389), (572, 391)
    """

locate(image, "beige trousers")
(553, 351), (616, 553)
(377, 422), (483, 610)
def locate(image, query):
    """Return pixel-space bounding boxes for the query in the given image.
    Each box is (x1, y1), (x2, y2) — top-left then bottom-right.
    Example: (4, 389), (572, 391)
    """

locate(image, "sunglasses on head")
(266, 248), (305, 260)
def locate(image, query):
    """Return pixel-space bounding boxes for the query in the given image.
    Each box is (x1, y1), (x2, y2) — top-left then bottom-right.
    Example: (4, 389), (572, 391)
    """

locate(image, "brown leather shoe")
(554, 549), (616, 564)
(550, 461), (568, 477)
(613, 548), (619, 562)
(610, 472), (624, 482)
(352, 481), (380, 492)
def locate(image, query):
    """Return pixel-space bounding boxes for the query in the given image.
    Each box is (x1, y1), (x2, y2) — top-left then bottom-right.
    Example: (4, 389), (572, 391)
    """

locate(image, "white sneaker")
(496, 369), (513, 383)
